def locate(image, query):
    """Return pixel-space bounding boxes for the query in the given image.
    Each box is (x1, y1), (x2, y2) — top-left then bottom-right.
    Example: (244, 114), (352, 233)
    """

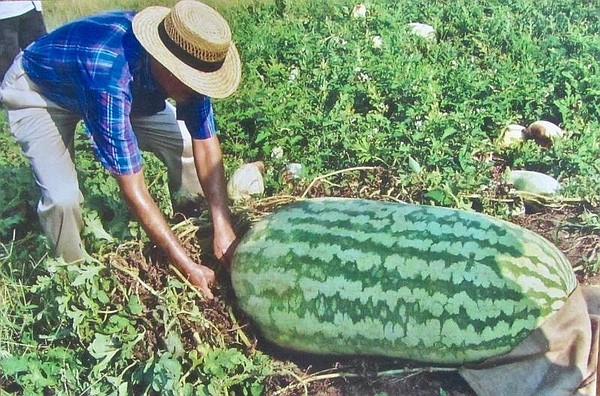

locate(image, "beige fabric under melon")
(459, 285), (600, 396)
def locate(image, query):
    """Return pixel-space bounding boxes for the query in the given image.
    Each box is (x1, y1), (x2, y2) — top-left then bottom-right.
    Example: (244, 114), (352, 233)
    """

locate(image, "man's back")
(22, 11), (143, 113)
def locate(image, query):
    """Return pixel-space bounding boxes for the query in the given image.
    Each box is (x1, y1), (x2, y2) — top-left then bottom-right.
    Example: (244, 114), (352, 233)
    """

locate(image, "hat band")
(158, 20), (225, 73)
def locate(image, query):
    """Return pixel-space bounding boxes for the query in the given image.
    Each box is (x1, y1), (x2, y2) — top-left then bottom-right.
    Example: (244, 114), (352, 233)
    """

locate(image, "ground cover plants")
(1, 0), (599, 394)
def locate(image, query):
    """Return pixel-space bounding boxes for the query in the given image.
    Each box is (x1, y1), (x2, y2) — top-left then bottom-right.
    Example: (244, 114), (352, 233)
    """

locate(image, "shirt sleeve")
(81, 88), (142, 175)
(176, 95), (217, 140)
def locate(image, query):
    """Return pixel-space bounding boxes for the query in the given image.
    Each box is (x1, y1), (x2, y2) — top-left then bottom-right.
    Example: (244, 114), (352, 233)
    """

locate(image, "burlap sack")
(459, 285), (600, 396)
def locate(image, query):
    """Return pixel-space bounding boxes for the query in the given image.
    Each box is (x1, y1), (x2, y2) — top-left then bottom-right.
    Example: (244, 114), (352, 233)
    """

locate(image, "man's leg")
(18, 109), (84, 262)
(132, 102), (205, 208)
(17, 9), (47, 50)
(0, 17), (21, 83)
(1, 55), (84, 262)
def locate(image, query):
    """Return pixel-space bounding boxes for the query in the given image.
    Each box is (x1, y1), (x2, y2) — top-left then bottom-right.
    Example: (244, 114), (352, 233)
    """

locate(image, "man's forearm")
(192, 136), (236, 262)
(192, 136), (233, 228)
(114, 170), (215, 296)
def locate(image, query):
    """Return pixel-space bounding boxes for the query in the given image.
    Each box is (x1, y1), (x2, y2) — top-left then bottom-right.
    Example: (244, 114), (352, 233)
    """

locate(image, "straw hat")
(133, 0), (241, 98)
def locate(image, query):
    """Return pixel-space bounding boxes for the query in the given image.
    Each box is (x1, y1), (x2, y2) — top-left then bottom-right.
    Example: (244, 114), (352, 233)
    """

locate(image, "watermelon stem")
(301, 166), (380, 198)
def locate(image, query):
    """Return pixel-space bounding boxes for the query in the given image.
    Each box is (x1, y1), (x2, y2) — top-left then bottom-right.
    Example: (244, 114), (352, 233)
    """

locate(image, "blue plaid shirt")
(21, 11), (217, 175)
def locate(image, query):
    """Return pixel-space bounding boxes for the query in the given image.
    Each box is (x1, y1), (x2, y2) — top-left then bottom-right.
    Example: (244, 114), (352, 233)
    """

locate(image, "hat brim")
(133, 6), (241, 99)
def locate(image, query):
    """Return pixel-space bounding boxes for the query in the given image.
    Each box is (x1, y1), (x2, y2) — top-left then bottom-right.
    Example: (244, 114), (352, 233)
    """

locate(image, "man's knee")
(38, 188), (83, 215)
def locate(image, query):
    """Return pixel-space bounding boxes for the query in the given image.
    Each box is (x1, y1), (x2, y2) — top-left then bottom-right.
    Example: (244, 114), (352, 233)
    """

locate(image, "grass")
(42, 0), (273, 29)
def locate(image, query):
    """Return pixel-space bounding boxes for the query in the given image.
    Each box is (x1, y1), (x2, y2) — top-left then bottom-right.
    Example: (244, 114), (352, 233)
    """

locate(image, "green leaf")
(425, 188), (449, 204)
(84, 210), (114, 241)
(408, 156), (422, 173)
(127, 294), (144, 315)
(72, 264), (102, 287)
(87, 334), (120, 371)
(165, 332), (185, 358)
(0, 356), (29, 375)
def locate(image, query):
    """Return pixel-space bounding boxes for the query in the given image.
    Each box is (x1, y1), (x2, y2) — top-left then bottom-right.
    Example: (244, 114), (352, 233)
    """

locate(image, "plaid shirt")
(21, 11), (216, 175)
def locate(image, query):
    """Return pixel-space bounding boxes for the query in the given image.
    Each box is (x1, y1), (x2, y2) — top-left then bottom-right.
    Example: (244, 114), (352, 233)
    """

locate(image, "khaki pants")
(460, 285), (600, 396)
(0, 53), (203, 262)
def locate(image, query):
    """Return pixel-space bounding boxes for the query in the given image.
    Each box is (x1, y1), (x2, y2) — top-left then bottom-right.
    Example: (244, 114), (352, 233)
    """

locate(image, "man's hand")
(186, 264), (216, 299)
(213, 226), (237, 268)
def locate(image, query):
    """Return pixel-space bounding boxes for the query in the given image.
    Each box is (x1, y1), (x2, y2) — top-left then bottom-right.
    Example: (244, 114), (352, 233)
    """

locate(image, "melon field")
(1, 0), (599, 394)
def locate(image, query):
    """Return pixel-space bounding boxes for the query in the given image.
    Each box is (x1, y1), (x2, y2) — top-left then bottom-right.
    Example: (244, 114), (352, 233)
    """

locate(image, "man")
(0, 0), (46, 82)
(0, 0), (241, 299)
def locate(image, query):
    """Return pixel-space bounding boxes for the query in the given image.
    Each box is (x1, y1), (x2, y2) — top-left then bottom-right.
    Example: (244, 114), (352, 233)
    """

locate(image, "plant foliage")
(1, 0), (599, 394)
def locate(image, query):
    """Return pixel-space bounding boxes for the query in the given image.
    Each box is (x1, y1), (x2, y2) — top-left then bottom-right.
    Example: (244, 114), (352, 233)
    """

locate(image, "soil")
(110, 168), (600, 396)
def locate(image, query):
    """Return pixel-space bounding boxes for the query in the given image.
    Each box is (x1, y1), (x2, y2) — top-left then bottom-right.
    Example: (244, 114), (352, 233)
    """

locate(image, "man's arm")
(114, 170), (215, 298)
(192, 135), (237, 267)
